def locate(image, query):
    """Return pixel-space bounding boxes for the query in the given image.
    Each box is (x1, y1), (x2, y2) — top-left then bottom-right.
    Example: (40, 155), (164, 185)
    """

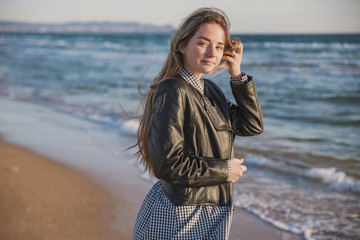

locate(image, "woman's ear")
(178, 42), (185, 54)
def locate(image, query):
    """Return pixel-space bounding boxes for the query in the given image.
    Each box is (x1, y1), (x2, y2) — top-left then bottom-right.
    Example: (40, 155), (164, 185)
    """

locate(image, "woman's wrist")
(230, 72), (249, 84)
(230, 70), (241, 78)
(226, 160), (231, 179)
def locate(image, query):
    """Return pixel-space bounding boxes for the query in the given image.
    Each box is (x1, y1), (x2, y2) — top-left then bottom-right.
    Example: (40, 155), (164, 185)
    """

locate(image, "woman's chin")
(202, 67), (216, 75)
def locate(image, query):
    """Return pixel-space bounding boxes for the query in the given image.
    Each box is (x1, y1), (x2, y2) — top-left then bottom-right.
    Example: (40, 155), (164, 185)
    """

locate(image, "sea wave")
(119, 119), (139, 136)
(304, 167), (360, 192)
(261, 41), (360, 50)
(245, 155), (360, 193)
(266, 112), (360, 126)
(321, 94), (360, 104)
(232, 195), (307, 238)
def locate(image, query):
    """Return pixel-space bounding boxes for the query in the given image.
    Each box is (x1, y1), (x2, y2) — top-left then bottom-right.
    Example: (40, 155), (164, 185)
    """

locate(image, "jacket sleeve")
(228, 76), (264, 136)
(148, 81), (229, 187)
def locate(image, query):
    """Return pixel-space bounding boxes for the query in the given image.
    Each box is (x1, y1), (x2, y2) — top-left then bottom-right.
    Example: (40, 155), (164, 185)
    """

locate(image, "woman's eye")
(198, 42), (207, 46)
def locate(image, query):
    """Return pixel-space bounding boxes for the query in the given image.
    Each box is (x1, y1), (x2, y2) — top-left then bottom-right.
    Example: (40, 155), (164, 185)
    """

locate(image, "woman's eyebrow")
(198, 36), (224, 45)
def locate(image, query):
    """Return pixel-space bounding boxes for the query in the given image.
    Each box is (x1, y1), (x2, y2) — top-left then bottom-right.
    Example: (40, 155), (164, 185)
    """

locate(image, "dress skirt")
(133, 181), (233, 240)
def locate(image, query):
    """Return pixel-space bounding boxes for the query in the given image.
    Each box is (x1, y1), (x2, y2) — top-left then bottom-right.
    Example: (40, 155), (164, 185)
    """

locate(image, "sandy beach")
(0, 139), (122, 240)
(0, 138), (301, 240)
(0, 95), (302, 240)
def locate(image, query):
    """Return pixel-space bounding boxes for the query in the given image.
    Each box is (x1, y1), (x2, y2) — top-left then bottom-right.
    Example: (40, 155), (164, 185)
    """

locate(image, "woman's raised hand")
(222, 39), (243, 78)
(226, 158), (247, 183)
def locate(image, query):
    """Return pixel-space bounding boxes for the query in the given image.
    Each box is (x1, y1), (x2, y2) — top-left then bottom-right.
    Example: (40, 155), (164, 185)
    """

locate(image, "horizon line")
(0, 20), (359, 35)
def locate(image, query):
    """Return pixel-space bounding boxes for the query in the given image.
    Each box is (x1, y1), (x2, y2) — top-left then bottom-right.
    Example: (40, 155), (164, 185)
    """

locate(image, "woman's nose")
(206, 45), (216, 57)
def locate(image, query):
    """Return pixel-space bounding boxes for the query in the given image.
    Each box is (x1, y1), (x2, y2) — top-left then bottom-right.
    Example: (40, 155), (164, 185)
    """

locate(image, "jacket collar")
(179, 68), (204, 95)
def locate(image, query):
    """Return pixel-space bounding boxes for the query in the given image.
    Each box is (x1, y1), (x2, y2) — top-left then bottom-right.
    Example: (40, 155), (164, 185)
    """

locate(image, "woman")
(133, 7), (263, 240)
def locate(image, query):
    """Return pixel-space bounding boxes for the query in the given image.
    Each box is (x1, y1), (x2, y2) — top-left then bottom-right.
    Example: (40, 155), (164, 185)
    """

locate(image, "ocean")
(0, 32), (359, 239)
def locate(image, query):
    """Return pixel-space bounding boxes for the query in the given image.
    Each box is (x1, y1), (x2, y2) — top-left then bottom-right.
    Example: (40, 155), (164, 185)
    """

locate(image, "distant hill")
(0, 21), (174, 33)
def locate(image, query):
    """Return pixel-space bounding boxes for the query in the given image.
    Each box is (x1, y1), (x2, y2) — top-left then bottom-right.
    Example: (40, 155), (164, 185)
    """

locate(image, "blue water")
(0, 32), (359, 239)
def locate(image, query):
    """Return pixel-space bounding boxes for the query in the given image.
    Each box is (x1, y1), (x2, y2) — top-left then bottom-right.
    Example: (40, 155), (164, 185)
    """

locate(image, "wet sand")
(0, 139), (122, 240)
(0, 139), (301, 240)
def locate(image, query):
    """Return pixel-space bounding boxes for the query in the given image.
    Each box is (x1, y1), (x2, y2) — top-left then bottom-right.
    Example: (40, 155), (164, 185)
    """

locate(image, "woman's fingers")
(226, 158), (247, 183)
(237, 158), (244, 164)
(222, 50), (236, 61)
(222, 41), (243, 78)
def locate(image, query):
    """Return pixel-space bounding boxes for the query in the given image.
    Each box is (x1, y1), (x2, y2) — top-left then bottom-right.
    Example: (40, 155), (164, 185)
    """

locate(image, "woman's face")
(180, 23), (225, 79)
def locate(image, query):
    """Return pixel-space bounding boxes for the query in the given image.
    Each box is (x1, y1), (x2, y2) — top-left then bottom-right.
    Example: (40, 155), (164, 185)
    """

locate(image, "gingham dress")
(133, 69), (243, 240)
(133, 181), (233, 240)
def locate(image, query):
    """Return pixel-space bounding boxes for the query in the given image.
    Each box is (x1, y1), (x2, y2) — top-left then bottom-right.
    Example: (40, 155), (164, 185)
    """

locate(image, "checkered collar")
(179, 68), (204, 95)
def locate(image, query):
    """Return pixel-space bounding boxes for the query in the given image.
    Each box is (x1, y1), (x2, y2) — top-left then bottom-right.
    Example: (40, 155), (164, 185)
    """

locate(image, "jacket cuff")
(230, 73), (252, 85)
(230, 73), (252, 86)
(226, 160), (231, 179)
(201, 157), (231, 182)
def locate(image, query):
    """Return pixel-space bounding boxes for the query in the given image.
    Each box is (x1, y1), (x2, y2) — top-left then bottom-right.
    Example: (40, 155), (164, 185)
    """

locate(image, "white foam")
(244, 154), (360, 193)
(120, 119), (139, 136)
(244, 155), (289, 172)
(57, 40), (67, 47)
(88, 113), (113, 123)
(103, 41), (123, 49)
(233, 195), (305, 237)
(305, 167), (360, 192)
(232, 184), (355, 240)
(263, 41), (360, 51)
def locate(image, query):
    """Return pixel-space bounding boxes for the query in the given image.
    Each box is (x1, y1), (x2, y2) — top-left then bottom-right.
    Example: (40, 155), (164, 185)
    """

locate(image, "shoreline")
(0, 97), (303, 239)
(0, 138), (302, 240)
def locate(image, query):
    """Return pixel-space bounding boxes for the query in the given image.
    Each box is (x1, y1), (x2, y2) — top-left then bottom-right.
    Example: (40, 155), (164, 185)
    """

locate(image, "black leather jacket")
(148, 75), (263, 206)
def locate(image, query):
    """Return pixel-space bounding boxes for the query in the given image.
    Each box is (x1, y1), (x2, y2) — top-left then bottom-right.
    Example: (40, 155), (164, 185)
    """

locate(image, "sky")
(0, 0), (359, 34)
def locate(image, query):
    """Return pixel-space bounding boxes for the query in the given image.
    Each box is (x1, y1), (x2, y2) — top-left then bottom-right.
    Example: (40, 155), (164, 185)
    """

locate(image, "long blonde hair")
(136, 7), (235, 173)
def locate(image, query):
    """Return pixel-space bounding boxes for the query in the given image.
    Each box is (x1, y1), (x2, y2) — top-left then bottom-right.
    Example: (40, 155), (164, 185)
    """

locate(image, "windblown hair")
(135, 7), (236, 173)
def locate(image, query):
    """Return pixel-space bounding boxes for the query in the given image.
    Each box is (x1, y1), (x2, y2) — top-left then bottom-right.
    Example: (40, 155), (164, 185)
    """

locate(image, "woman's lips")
(202, 60), (215, 65)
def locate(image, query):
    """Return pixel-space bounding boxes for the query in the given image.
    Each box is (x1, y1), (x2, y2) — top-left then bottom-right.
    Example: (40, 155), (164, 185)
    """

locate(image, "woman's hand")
(222, 39), (243, 78)
(227, 158), (247, 183)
